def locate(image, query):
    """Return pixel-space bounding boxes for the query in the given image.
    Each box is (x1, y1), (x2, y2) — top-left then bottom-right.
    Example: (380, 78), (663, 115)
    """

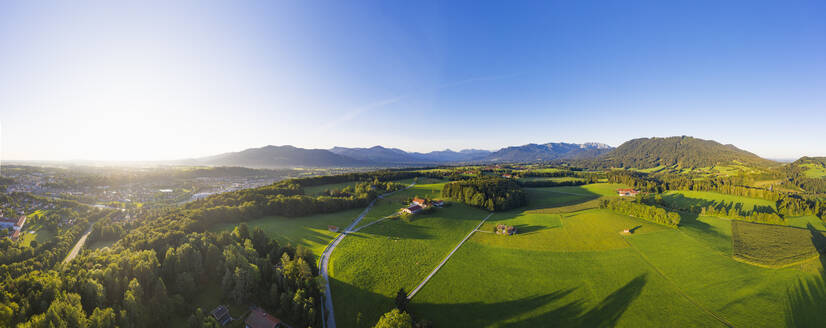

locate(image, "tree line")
(441, 177), (527, 211)
(607, 171), (826, 220)
(599, 198), (681, 228)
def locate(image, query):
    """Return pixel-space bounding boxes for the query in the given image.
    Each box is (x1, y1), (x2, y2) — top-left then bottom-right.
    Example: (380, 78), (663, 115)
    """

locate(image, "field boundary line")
(621, 237), (736, 328)
(407, 212), (494, 300)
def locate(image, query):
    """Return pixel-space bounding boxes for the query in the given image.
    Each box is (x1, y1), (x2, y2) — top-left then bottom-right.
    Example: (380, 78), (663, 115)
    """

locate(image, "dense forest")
(597, 136), (777, 169)
(441, 177), (527, 211)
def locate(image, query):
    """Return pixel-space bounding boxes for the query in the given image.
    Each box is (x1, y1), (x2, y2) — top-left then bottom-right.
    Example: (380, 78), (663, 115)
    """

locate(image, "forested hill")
(598, 136), (777, 169)
(792, 156), (826, 166)
(189, 145), (367, 168)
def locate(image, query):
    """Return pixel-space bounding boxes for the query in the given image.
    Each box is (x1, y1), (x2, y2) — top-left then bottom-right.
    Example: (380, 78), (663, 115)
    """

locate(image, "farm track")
(319, 182), (416, 328)
(407, 212), (494, 300)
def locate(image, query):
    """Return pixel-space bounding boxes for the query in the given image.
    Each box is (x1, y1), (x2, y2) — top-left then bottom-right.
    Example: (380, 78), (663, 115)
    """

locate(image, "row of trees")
(441, 177), (527, 211)
(698, 202), (784, 225)
(517, 179), (591, 188)
(599, 199), (681, 228)
(607, 171), (826, 220)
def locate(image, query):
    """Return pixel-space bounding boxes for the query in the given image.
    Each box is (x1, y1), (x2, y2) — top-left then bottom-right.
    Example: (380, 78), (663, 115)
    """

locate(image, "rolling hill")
(189, 145), (367, 168)
(598, 136), (777, 169)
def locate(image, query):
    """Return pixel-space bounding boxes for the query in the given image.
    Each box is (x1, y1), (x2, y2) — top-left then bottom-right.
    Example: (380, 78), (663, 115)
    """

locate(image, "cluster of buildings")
(495, 224), (517, 235)
(0, 211), (27, 241)
(617, 189), (640, 197)
(402, 197), (445, 214)
(210, 305), (287, 328)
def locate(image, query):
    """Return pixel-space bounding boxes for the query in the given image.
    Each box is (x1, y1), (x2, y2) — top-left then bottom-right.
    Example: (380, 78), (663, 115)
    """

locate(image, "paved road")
(319, 182), (416, 328)
(62, 224), (94, 264)
(407, 212), (493, 300)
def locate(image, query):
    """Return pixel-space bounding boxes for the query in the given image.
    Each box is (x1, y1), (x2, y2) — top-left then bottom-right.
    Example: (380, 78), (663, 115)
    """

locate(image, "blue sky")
(1, 0), (824, 161)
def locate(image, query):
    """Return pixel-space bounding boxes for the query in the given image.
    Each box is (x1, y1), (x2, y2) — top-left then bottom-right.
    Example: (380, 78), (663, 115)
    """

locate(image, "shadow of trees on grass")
(784, 224), (826, 328)
(408, 274), (648, 328)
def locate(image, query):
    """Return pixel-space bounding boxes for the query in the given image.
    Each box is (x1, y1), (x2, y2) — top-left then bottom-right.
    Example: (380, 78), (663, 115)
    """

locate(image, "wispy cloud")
(318, 74), (518, 131)
(317, 95), (406, 131)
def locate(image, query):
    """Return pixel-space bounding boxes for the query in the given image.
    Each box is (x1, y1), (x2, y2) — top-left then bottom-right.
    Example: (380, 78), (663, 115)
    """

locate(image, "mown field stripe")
(622, 236), (736, 328)
(407, 212), (494, 300)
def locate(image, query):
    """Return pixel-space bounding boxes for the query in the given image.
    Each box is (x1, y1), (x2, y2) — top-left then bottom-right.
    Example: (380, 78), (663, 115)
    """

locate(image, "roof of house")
(406, 205), (422, 212)
(16, 216), (26, 227)
(412, 197), (427, 204)
(10, 230), (20, 240)
(617, 189), (638, 193)
(245, 308), (282, 328)
(210, 305), (232, 325)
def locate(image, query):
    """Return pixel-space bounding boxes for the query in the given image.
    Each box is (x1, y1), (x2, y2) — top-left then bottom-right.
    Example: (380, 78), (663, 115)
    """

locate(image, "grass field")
(661, 190), (776, 211)
(731, 220), (826, 267)
(326, 181), (826, 327)
(302, 177), (420, 196)
(18, 224), (56, 247)
(351, 180), (445, 229)
(86, 239), (116, 250)
(788, 216), (826, 231)
(518, 177), (586, 182)
(212, 208), (364, 257)
(801, 163), (826, 178)
(329, 203), (490, 327)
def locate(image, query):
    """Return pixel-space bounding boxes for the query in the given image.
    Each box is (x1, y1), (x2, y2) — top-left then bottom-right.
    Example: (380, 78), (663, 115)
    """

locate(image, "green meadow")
(212, 208), (364, 257)
(328, 183), (826, 327)
(18, 223), (56, 247)
(329, 203), (489, 327)
(662, 190), (777, 211)
(801, 163), (826, 178)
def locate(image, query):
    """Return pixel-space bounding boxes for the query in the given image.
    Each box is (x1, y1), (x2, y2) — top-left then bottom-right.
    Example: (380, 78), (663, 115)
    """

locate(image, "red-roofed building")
(412, 197), (428, 206)
(10, 230), (20, 241)
(245, 307), (284, 328)
(403, 205), (422, 214)
(617, 189), (639, 197)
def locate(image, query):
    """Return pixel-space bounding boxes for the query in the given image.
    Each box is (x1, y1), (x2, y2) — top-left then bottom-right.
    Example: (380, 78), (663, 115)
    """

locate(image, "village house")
(431, 199), (445, 207)
(245, 307), (285, 328)
(617, 189), (639, 197)
(411, 197), (428, 207)
(502, 174), (513, 179)
(403, 204), (422, 214)
(328, 225), (339, 233)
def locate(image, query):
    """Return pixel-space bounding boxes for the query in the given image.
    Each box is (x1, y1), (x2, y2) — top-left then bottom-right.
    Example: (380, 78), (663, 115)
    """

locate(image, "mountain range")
(183, 142), (613, 168)
(181, 137), (781, 169)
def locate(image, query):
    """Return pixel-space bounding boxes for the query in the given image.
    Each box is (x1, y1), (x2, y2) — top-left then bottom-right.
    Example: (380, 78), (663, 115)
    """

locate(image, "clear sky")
(1, 0), (824, 161)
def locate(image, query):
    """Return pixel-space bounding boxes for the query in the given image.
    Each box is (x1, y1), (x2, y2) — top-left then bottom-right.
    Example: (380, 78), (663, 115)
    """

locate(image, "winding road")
(319, 182), (415, 328)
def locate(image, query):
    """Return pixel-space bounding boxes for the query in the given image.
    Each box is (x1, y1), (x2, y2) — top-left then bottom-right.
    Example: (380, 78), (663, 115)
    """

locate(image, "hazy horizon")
(2, 1), (824, 161)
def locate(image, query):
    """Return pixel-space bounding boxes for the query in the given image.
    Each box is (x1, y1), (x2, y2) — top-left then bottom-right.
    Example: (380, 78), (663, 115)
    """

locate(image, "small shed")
(210, 305), (232, 326)
(328, 225), (339, 232)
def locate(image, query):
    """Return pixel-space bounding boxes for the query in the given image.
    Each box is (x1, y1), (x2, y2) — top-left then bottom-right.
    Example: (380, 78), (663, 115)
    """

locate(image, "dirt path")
(406, 212), (493, 300)
(320, 182), (415, 328)
(62, 224), (94, 264)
